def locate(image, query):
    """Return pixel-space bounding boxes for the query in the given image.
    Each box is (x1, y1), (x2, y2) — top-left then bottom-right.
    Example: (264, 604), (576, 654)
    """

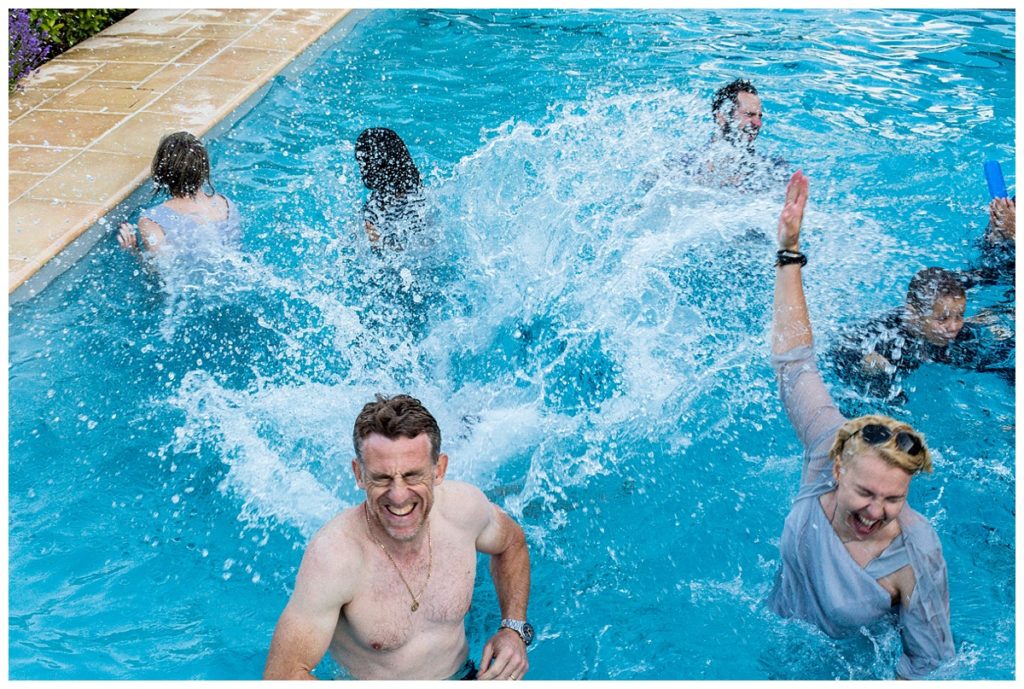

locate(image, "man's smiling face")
(354, 432), (447, 543)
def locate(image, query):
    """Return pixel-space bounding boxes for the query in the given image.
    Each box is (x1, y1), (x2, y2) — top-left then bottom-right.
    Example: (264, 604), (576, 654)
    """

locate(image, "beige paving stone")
(124, 9), (192, 23)
(61, 37), (201, 64)
(144, 77), (251, 122)
(18, 61), (97, 90)
(9, 173), (46, 202)
(91, 112), (203, 156)
(10, 257), (32, 280)
(41, 83), (158, 115)
(268, 9), (344, 25)
(27, 151), (149, 205)
(235, 21), (330, 52)
(8, 145), (81, 175)
(9, 110), (125, 147)
(98, 20), (194, 39)
(139, 63), (196, 93)
(178, 9), (275, 24)
(198, 47), (291, 83)
(88, 61), (167, 83)
(9, 198), (105, 261)
(182, 23), (255, 40)
(176, 39), (231, 65)
(8, 87), (59, 121)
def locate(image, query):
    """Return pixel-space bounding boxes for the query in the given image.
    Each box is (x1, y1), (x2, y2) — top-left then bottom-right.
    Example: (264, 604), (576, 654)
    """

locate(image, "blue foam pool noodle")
(985, 160), (1008, 199)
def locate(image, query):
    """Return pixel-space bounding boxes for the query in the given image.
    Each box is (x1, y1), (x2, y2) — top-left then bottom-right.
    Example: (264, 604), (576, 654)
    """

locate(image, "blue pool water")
(8, 9), (1015, 680)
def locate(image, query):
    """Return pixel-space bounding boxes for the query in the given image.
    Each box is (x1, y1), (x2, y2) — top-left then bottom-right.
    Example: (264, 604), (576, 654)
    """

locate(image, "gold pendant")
(411, 601), (419, 612)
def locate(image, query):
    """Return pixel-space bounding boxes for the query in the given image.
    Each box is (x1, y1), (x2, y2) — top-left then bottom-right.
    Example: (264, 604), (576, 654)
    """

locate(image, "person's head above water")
(355, 128), (421, 195)
(712, 79), (763, 148)
(827, 414), (931, 540)
(904, 267), (967, 346)
(152, 131), (211, 198)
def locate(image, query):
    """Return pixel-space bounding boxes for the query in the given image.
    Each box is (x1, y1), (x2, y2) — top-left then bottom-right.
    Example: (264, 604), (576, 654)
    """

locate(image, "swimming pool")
(8, 8), (1015, 679)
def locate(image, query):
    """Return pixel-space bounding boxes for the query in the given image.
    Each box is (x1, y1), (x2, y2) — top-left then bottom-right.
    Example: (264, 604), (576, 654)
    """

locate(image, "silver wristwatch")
(499, 618), (535, 646)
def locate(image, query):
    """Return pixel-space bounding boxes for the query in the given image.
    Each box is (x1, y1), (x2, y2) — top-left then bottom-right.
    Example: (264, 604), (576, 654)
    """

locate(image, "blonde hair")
(829, 414), (932, 475)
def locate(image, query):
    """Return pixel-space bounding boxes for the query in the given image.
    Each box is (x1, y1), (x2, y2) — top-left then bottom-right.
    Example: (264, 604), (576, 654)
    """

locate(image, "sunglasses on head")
(857, 423), (924, 457)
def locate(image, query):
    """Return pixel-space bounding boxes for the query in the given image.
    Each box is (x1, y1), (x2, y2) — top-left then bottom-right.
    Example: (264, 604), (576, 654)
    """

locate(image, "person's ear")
(433, 453), (448, 484)
(352, 458), (365, 488)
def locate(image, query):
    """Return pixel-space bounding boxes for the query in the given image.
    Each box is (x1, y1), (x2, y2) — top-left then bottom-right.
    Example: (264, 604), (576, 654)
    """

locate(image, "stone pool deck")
(8, 8), (350, 297)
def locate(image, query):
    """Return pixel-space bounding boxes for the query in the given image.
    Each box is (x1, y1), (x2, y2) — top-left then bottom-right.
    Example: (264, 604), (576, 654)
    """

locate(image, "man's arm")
(475, 501), (531, 681)
(264, 525), (356, 680)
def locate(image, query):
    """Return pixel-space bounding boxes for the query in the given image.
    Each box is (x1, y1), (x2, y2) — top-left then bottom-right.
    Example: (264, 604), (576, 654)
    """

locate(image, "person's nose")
(387, 478), (413, 503)
(865, 499), (885, 521)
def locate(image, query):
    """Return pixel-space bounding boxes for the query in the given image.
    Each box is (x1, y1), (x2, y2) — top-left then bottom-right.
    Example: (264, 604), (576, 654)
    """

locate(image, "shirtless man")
(263, 395), (532, 680)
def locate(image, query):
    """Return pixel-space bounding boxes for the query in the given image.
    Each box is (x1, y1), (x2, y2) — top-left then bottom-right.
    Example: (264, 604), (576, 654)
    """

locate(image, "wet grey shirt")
(767, 344), (955, 679)
(141, 195), (241, 257)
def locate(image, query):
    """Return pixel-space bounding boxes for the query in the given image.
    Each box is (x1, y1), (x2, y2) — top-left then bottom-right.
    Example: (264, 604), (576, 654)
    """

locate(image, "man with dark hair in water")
(711, 78), (763, 150)
(690, 77), (789, 191)
(264, 394), (533, 681)
(634, 78), (788, 206)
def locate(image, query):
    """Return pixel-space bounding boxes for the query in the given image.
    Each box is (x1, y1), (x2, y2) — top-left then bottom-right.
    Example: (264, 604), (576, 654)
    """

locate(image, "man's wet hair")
(906, 267), (966, 314)
(712, 78), (759, 117)
(152, 131), (211, 198)
(355, 128), (421, 195)
(353, 394), (441, 463)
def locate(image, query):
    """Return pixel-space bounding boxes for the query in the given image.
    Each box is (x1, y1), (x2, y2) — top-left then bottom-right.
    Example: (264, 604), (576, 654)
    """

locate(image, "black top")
(828, 307), (1014, 397)
(363, 187), (428, 252)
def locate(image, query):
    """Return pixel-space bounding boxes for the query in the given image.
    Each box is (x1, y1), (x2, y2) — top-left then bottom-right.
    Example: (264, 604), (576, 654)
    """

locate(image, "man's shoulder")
(303, 506), (369, 573)
(436, 480), (494, 532)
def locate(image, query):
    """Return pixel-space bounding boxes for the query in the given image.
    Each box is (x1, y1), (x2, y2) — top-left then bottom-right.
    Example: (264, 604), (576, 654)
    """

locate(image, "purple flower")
(9, 9), (50, 92)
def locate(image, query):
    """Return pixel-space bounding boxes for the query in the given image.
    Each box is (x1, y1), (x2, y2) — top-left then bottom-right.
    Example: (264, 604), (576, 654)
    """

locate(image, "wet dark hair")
(151, 131), (212, 198)
(354, 128), (421, 195)
(712, 79), (758, 116)
(906, 267), (966, 314)
(353, 394), (441, 463)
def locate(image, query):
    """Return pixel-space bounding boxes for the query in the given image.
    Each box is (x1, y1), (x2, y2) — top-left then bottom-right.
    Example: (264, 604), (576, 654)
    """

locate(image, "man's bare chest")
(341, 536), (478, 652)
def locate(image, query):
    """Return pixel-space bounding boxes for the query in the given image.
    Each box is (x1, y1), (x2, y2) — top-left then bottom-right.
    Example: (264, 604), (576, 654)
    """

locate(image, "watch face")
(522, 622), (535, 645)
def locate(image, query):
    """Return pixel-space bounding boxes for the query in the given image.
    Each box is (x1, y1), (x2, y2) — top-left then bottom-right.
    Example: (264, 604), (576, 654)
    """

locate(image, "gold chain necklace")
(363, 503), (432, 612)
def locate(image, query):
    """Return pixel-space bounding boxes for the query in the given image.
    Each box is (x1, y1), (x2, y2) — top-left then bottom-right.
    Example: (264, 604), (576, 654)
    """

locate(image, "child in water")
(118, 131), (240, 258)
(354, 127), (427, 252)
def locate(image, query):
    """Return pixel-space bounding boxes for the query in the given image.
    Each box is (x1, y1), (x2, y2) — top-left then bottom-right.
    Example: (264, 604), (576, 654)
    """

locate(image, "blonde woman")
(768, 171), (954, 679)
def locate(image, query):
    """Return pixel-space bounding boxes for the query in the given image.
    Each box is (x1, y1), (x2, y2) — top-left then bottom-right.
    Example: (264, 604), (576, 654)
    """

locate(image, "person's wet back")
(117, 131), (241, 262)
(355, 127), (430, 254)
